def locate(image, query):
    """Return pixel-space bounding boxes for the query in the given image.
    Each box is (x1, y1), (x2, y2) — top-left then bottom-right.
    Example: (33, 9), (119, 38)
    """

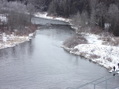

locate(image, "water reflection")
(0, 40), (34, 66)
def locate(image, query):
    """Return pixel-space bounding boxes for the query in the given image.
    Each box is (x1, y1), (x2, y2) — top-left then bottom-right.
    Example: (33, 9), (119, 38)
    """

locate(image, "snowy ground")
(0, 32), (35, 49)
(63, 32), (119, 72)
(0, 14), (7, 23)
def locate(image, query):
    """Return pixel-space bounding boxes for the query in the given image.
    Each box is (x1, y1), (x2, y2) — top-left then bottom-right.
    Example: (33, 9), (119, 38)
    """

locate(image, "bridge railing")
(67, 70), (119, 89)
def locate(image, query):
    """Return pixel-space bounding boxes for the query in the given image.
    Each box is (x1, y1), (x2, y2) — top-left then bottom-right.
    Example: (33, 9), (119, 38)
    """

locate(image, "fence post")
(94, 84), (96, 89)
(105, 79), (107, 89)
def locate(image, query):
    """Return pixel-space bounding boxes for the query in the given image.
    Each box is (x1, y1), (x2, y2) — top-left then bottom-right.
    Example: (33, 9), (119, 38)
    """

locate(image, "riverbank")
(0, 13), (37, 50)
(32, 12), (119, 72)
(63, 25), (119, 72)
(0, 25), (36, 50)
(0, 32), (35, 49)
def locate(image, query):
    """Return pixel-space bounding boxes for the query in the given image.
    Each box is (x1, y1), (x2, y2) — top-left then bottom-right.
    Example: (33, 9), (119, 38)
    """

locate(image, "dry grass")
(80, 52), (87, 57)
(77, 26), (119, 46)
(106, 57), (112, 62)
(0, 25), (37, 36)
(15, 25), (37, 36)
(101, 37), (119, 46)
(89, 54), (100, 59)
(63, 35), (87, 48)
(71, 48), (79, 53)
(76, 26), (103, 35)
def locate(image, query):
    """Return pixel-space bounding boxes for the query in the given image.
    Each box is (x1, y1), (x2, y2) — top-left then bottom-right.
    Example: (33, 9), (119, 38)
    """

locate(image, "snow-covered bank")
(0, 13), (36, 50)
(0, 32), (35, 49)
(34, 12), (70, 22)
(63, 32), (119, 72)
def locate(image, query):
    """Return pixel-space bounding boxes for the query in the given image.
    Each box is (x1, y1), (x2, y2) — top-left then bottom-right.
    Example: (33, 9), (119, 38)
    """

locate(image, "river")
(0, 17), (117, 89)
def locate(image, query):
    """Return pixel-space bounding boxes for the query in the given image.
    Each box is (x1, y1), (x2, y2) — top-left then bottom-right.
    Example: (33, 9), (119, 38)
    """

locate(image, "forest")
(1, 0), (119, 36)
(46, 0), (119, 36)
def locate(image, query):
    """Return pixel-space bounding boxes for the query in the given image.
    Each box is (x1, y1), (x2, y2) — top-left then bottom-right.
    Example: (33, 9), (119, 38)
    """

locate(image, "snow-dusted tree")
(26, 3), (35, 24)
(28, 0), (51, 11)
(48, 0), (57, 16)
(89, 0), (98, 26)
(0, 0), (8, 32)
(71, 11), (89, 33)
(107, 4), (119, 36)
(71, 12), (81, 28)
(0, 0), (7, 13)
(95, 2), (107, 28)
(3, 1), (30, 32)
(48, 0), (78, 17)
(5, 1), (27, 13)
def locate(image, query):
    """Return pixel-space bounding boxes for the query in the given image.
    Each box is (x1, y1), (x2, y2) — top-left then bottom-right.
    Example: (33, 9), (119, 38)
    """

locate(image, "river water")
(0, 18), (117, 89)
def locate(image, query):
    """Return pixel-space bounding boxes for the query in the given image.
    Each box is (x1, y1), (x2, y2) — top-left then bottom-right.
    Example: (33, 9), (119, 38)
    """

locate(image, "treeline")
(7, 0), (52, 11)
(25, 0), (119, 36)
(2, 0), (119, 36)
(47, 0), (119, 36)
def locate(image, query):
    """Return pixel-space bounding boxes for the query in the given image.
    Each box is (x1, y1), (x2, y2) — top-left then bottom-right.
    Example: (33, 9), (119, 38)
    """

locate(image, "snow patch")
(84, 33), (103, 45)
(0, 14), (8, 23)
(0, 32), (35, 49)
(70, 44), (119, 70)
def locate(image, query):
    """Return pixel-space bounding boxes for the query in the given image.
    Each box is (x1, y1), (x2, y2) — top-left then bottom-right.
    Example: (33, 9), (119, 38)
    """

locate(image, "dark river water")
(0, 18), (118, 89)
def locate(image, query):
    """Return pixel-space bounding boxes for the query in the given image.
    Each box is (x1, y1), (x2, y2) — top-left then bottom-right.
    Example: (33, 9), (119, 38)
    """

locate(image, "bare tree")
(89, 0), (98, 26)
(29, 0), (51, 11)
(71, 11), (89, 33)
(48, 0), (57, 16)
(0, 1), (30, 32)
(26, 3), (35, 25)
(107, 4), (119, 35)
(96, 2), (107, 28)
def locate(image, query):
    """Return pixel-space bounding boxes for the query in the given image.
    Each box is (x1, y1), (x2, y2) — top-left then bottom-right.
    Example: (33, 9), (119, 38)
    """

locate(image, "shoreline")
(34, 12), (119, 72)
(0, 32), (35, 50)
(62, 27), (119, 72)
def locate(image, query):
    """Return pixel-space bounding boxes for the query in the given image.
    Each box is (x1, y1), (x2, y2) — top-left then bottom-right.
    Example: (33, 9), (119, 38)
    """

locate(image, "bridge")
(67, 70), (119, 89)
